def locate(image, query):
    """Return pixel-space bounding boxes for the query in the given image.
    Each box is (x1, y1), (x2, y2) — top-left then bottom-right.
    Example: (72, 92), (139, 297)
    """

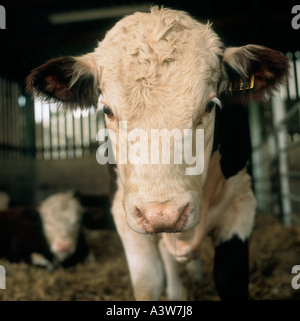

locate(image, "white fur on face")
(96, 7), (223, 233)
(39, 191), (84, 261)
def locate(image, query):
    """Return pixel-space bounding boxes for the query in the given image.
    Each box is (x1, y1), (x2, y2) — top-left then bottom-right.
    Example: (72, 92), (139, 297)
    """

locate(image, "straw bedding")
(0, 214), (299, 301)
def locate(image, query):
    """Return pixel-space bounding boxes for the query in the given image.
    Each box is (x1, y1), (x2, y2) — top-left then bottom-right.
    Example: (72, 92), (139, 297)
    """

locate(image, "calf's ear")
(221, 45), (290, 104)
(26, 53), (100, 109)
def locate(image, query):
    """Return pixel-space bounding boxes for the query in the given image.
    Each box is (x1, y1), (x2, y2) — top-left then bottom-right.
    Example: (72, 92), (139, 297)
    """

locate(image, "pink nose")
(55, 240), (74, 253)
(134, 201), (190, 233)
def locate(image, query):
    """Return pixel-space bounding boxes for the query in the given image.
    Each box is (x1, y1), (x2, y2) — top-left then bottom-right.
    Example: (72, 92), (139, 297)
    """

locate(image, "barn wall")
(0, 157), (36, 206)
(0, 157), (109, 206)
(35, 158), (109, 203)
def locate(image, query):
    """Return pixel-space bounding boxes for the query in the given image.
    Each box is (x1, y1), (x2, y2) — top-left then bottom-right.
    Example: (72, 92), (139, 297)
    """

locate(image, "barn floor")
(0, 214), (300, 301)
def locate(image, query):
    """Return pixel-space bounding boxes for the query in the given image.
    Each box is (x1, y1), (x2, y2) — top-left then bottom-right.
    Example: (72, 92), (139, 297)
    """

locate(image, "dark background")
(0, 0), (298, 86)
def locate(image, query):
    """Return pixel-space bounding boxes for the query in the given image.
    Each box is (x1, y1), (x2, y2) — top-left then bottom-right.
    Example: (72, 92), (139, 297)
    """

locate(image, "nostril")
(179, 203), (190, 217)
(134, 206), (143, 218)
(134, 206), (149, 226)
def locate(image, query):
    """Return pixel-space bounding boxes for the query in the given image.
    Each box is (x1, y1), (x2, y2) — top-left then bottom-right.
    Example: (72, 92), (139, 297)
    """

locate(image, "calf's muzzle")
(134, 201), (191, 233)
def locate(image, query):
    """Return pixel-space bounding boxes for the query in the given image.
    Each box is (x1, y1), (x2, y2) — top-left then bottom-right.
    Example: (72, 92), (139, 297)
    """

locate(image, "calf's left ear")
(221, 45), (290, 104)
(26, 53), (100, 109)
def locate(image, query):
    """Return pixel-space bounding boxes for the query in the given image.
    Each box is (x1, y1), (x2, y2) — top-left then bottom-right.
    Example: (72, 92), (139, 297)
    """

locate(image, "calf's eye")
(204, 97), (222, 114)
(103, 105), (115, 119)
(205, 100), (215, 113)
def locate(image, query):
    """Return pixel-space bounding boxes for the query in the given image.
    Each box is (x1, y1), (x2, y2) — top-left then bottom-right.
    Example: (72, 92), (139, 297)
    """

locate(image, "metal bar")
(272, 92), (293, 225)
(88, 110), (92, 156)
(292, 53), (300, 101)
(11, 82), (16, 157)
(63, 111), (67, 159)
(6, 79), (11, 157)
(49, 103), (52, 159)
(286, 81), (292, 110)
(56, 106), (60, 159)
(72, 112), (76, 158)
(80, 111), (84, 157)
(3, 78), (7, 156)
(0, 77), (3, 156)
(41, 101), (45, 159)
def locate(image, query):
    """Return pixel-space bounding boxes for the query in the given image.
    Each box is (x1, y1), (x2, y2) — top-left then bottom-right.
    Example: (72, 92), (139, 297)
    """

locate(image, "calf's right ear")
(26, 53), (100, 109)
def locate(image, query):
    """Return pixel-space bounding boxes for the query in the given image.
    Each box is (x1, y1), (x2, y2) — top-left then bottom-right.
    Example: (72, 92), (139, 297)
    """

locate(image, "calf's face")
(26, 8), (289, 234)
(39, 191), (83, 262)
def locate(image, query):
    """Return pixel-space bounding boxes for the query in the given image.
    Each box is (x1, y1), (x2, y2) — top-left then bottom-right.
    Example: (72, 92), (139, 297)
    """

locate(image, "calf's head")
(39, 191), (84, 262)
(27, 7), (289, 234)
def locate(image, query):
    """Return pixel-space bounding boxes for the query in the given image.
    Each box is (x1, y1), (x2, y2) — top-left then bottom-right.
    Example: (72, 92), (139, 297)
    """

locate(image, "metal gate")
(0, 76), (35, 158)
(34, 100), (105, 160)
(0, 75), (105, 160)
(249, 51), (300, 225)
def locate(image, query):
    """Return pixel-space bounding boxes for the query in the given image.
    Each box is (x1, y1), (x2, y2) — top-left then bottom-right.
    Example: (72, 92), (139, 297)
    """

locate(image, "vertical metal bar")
(293, 52), (300, 101)
(248, 101), (270, 213)
(21, 93), (27, 157)
(0, 77), (4, 157)
(64, 111), (68, 158)
(272, 92), (292, 225)
(11, 82), (16, 157)
(0, 77), (3, 157)
(8, 80), (13, 157)
(286, 54), (293, 110)
(88, 110), (92, 156)
(49, 103), (52, 159)
(15, 84), (20, 157)
(41, 101), (45, 159)
(56, 106), (60, 159)
(6, 79), (11, 157)
(3, 78), (7, 156)
(80, 111), (84, 157)
(72, 112), (76, 158)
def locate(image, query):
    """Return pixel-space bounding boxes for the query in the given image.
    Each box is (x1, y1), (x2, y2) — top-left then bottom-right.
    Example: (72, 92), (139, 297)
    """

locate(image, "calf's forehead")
(96, 8), (223, 116)
(39, 193), (82, 222)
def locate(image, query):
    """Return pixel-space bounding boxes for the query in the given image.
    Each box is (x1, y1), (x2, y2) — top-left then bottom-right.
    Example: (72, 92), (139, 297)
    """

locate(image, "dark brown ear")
(221, 45), (290, 104)
(26, 53), (100, 109)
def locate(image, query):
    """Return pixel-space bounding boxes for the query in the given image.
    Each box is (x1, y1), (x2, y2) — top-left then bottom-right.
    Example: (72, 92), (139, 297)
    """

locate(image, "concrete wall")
(0, 157), (110, 206)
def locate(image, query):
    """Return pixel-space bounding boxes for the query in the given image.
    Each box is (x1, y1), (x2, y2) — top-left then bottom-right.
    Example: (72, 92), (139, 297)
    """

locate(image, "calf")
(38, 191), (89, 267)
(0, 206), (53, 265)
(26, 7), (289, 300)
(0, 191), (92, 268)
